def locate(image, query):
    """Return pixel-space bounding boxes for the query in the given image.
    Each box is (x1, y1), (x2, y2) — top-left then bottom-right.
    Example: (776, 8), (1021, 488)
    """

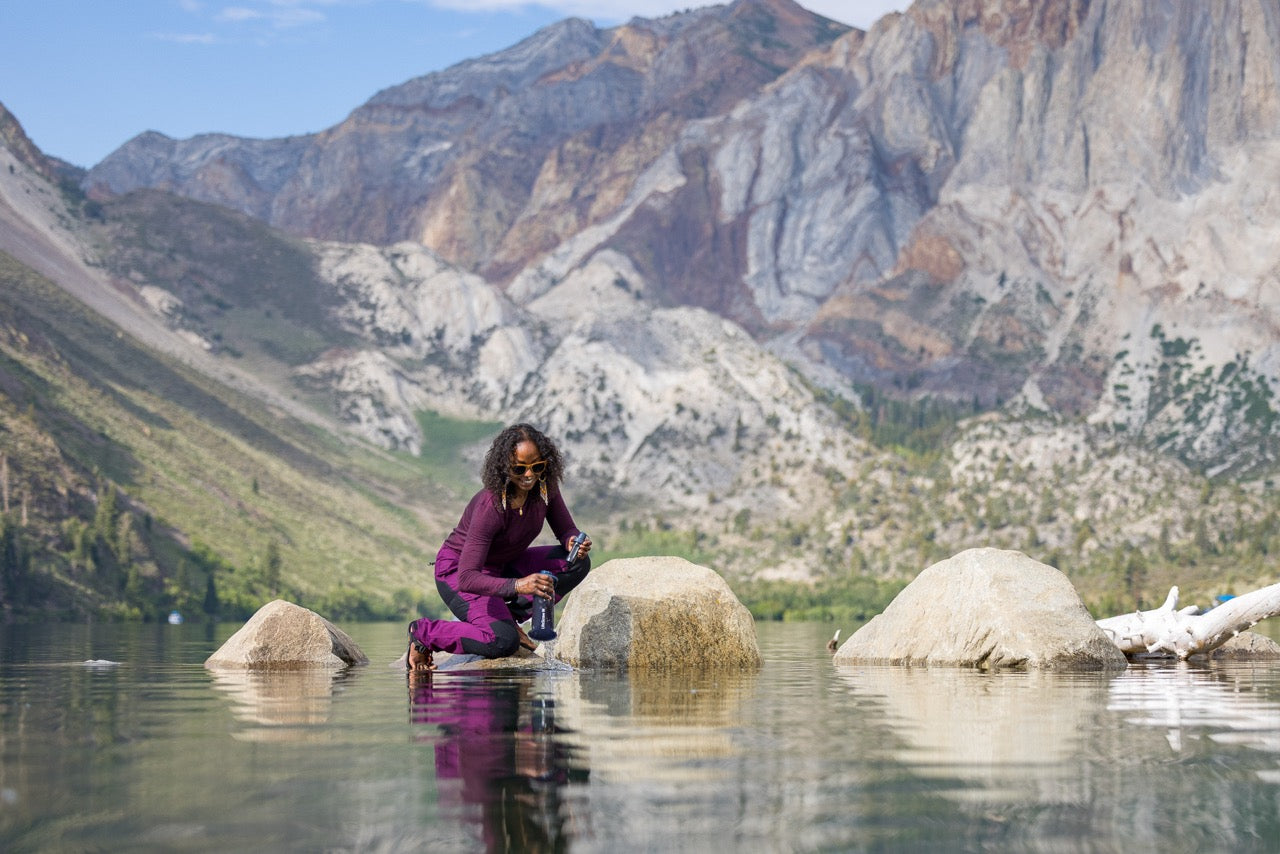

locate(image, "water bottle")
(529, 571), (557, 641)
(567, 531), (587, 564)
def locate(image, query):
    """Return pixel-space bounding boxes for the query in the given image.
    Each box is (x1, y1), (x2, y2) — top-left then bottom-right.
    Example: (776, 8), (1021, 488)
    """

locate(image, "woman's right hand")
(514, 573), (555, 600)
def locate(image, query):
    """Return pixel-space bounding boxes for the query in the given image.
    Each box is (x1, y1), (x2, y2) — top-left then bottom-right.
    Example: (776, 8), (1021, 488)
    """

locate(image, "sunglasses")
(509, 460), (547, 476)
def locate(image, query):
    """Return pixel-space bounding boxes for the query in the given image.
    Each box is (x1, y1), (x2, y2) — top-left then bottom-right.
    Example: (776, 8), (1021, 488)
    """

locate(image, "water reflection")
(553, 668), (758, 783)
(834, 657), (1280, 838)
(408, 670), (585, 853)
(1108, 661), (1280, 779)
(207, 668), (358, 741)
(3, 622), (1277, 852)
(834, 666), (1116, 801)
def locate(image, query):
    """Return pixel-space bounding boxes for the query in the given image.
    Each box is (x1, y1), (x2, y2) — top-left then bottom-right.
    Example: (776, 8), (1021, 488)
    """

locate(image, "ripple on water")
(1, 621), (1278, 852)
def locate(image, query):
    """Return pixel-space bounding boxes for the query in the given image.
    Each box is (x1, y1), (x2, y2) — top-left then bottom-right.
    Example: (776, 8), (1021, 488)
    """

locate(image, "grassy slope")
(0, 249), (471, 619)
(91, 189), (353, 374)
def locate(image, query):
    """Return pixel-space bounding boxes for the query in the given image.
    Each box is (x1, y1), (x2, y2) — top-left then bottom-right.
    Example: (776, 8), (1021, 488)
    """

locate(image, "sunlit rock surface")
(550, 556), (762, 669)
(205, 599), (368, 669)
(834, 548), (1128, 670)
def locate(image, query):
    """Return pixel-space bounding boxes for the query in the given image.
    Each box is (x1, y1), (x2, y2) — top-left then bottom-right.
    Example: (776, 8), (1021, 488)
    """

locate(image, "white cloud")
(268, 6), (327, 25)
(216, 6), (266, 22)
(150, 31), (219, 43)
(214, 2), (327, 27)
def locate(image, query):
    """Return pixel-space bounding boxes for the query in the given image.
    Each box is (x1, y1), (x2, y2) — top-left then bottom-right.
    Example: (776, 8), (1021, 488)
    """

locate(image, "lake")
(2, 619), (1278, 852)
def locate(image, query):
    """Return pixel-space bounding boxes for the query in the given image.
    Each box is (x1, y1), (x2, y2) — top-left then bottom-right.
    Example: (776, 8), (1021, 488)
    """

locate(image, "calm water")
(2, 620), (1279, 853)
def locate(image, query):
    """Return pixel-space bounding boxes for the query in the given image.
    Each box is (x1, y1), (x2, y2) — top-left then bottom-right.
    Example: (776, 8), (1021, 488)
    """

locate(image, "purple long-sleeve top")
(436, 487), (581, 598)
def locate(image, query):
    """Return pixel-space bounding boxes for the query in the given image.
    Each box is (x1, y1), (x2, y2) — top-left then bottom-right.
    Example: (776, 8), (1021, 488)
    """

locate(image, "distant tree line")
(811, 382), (978, 461)
(1, 476), (440, 624)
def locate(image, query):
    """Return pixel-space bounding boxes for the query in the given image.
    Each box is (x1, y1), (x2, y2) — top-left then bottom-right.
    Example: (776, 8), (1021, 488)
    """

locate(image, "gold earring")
(539, 481), (548, 503)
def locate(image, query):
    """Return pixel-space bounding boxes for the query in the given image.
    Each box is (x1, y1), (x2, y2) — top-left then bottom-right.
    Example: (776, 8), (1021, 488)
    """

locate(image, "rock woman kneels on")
(407, 424), (593, 671)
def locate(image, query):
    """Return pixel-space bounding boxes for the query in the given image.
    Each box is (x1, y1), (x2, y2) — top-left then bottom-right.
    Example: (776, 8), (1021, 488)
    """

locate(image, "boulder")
(1206, 630), (1280, 660)
(833, 548), (1128, 670)
(548, 556), (761, 669)
(205, 599), (368, 669)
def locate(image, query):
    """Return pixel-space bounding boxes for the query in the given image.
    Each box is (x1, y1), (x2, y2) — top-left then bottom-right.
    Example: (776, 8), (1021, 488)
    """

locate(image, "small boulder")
(833, 548), (1128, 670)
(205, 599), (368, 669)
(1207, 630), (1280, 659)
(550, 556), (761, 669)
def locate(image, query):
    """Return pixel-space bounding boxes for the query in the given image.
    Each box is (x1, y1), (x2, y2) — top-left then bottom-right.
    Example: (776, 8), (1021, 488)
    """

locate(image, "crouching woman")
(407, 424), (592, 670)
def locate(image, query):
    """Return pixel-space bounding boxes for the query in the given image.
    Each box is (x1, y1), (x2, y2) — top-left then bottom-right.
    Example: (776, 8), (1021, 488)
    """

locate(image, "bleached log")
(1096, 582), (1280, 659)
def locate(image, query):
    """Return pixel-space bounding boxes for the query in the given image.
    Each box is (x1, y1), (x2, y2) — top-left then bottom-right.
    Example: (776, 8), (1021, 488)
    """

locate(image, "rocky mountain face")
(86, 0), (846, 277)
(507, 0), (1280, 476)
(298, 238), (869, 516)
(6, 0), (1280, 602)
(0, 104), (80, 190)
(5, 100), (867, 528)
(84, 0), (1280, 486)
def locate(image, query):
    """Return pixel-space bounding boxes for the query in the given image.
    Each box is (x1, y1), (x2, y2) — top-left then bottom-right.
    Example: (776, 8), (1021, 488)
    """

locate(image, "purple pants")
(410, 545), (590, 658)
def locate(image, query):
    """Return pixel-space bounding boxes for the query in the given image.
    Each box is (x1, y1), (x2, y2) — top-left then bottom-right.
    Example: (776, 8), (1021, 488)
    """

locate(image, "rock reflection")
(834, 666), (1115, 800)
(208, 668), (354, 741)
(408, 671), (585, 853)
(553, 667), (759, 782)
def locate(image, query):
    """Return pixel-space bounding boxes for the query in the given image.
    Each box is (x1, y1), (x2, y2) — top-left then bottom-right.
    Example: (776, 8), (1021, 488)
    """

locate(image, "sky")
(0, 1), (908, 169)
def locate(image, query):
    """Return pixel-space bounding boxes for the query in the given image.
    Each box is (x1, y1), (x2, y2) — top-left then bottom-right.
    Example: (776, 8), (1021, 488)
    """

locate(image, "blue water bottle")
(566, 531), (587, 564)
(529, 571), (557, 641)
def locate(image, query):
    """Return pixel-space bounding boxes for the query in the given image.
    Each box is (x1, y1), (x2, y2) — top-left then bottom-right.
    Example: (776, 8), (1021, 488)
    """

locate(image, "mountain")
(5, 0), (1280, 619)
(87, 0), (1280, 480)
(0, 83), (879, 619)
(85, 0), (847, 278)
(506, 0), (1280, 477)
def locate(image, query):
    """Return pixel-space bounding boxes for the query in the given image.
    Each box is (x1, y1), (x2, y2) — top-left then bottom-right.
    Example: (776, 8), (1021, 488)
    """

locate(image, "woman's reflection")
(408, 670), (586, 852)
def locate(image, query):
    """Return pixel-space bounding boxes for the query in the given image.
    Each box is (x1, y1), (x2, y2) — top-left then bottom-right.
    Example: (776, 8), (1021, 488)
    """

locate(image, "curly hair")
(481, 423), (565, 501)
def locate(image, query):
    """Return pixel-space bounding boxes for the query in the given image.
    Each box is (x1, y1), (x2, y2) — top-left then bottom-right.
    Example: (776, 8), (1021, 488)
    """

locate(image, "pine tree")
(264, 540), (282, 598)
(0, 517), (21, 605)
(203, 575), (220, 618)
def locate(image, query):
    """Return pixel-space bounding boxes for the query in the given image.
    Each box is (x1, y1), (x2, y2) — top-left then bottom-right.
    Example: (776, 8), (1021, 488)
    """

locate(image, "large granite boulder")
(833, 548), (1128, 670)
(205, 599), (368, 669)
(549, 556), (761, 669)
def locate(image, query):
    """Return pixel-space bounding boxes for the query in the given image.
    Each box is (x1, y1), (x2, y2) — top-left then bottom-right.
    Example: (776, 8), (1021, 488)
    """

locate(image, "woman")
(407, 423), (593, 671)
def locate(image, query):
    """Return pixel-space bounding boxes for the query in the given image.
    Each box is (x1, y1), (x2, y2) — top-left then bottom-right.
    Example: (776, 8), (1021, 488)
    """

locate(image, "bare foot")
(407, 642), (435, 671)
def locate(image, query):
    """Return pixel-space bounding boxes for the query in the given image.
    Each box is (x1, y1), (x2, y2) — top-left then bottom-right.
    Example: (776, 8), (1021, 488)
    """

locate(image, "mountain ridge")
(86, 0), (848, 269)
(5, 0), (1280, 619)
(58, 0), (1280, 489)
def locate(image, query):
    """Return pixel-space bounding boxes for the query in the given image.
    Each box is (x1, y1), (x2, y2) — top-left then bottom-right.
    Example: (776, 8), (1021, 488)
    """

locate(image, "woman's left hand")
(567, 534), (592, 557)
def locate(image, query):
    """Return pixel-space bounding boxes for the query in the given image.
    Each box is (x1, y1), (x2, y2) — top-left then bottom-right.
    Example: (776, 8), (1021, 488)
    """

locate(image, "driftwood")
(1096, 582), (1280, 659)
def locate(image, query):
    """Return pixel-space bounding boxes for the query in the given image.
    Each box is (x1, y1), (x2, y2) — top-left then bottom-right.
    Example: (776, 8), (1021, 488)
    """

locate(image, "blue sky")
(1, 1), (907, 169)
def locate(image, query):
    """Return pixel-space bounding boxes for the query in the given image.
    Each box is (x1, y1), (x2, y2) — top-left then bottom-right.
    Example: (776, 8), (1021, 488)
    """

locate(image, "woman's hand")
(566, 533), (592, 557)
(515, 572), (555, 600)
